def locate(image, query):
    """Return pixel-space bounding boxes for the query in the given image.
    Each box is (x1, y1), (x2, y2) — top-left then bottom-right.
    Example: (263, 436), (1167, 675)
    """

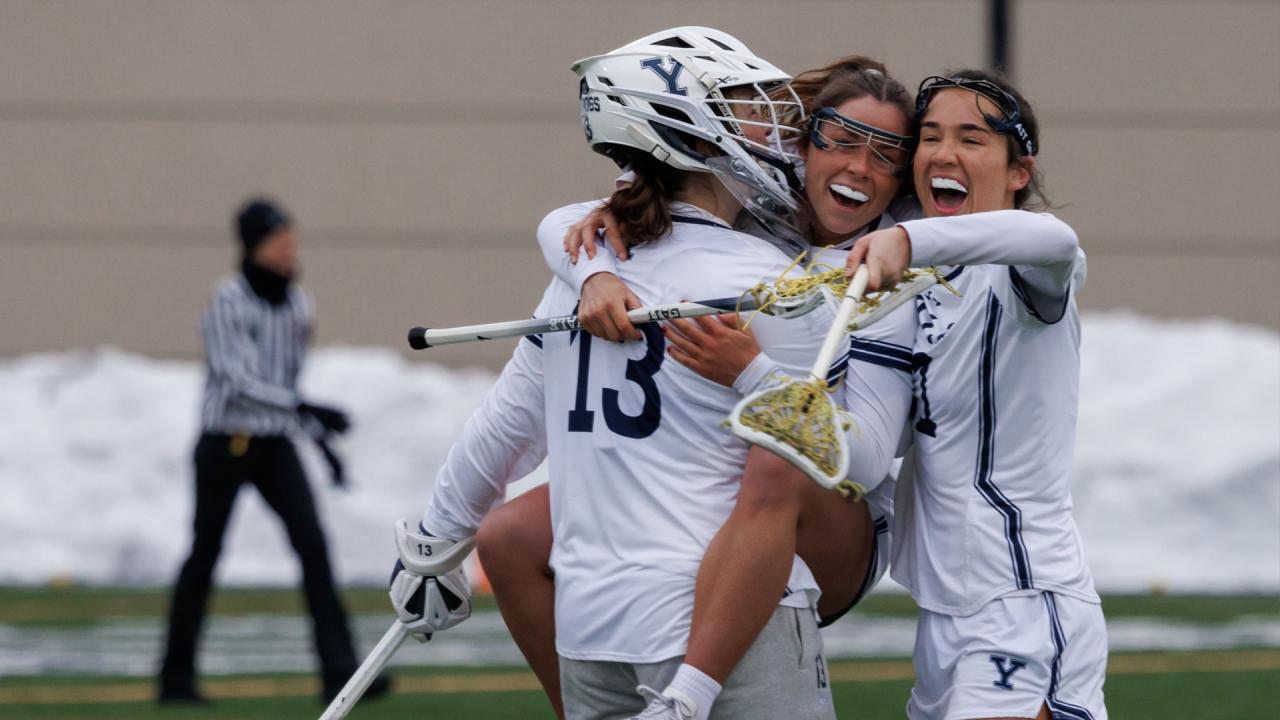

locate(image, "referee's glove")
(315, 436), (347, 489)
(298, 401), (351, 435)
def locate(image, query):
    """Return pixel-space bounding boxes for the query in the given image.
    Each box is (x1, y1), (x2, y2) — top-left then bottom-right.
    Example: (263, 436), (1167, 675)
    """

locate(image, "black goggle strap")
(744, 144), (805, 196)
(809, 106), (915, 151)
(915, 76), (1036, 157)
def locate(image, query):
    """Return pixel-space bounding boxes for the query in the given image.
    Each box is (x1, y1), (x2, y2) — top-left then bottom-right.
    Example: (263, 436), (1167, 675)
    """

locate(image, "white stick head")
(727, 378), (860, 496)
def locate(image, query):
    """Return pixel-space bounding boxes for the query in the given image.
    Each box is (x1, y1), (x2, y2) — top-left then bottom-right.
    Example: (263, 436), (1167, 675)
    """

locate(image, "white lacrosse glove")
(387, 521), (474, 643)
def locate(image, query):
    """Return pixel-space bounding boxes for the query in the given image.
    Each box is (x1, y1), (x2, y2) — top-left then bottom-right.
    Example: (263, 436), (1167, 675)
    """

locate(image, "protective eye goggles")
(915, 76), (1037, 157)
(808, 106), (914, 173)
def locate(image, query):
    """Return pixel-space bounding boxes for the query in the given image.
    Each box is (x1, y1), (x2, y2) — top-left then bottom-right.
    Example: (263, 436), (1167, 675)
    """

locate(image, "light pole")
(991, 0), (1011, 76)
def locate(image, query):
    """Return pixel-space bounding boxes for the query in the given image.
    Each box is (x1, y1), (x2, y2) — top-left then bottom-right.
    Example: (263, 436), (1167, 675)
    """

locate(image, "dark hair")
(929, 68), (1049, 210)
(599, 149), (689, 248)
(786, 55), (913, 139)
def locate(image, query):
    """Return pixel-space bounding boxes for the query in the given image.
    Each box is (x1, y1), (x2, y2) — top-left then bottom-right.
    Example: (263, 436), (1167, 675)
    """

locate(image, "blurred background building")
(0, 0), (1275, 370)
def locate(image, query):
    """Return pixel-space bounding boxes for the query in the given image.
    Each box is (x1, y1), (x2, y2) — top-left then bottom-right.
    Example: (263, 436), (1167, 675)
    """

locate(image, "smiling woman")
(846, 71), (1108, 720)
(914, 71), (1047, 216)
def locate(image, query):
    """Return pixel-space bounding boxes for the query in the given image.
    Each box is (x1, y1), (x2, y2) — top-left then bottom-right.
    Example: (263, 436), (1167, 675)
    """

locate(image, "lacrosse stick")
(728, 266), (872, 498)
(407, 278), (830, 350)
(318, 520), (475, 720)
(408, 263), (948, 350)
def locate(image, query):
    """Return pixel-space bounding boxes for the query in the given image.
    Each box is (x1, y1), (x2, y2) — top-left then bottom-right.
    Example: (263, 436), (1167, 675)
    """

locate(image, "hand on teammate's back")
(565, 205), (629, 263)
(664, 312), (761, 388)
(579, 272), (644, 342)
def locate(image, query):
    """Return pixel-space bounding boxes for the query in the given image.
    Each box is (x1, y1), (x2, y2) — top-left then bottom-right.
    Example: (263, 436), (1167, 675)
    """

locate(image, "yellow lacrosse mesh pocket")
(740, 263), (957, 330)
(728, 377), (865, 499)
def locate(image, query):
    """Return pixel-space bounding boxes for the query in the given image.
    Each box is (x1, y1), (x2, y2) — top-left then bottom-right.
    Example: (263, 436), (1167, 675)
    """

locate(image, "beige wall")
(0, 0), (1275, 369)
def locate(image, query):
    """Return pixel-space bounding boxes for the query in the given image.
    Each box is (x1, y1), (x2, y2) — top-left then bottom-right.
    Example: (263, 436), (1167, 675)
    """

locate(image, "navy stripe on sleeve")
(825, 353), (850, 388)
(848, 338), (914, 373)
(1009, 267), (1071, 325)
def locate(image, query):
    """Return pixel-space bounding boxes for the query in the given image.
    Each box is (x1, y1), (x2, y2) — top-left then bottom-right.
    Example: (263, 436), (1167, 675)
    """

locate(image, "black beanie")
(236, 198), (291, 255)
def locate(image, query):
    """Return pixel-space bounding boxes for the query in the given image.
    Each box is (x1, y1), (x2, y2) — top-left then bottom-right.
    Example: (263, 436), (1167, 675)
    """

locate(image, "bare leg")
(684, 448), (874, 682)
(476, 485), (563, 720)
(797, 479), (874, 621)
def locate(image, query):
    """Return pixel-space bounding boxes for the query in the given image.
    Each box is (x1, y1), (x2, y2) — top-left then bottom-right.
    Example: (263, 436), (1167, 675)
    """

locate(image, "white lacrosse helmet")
(572, 27), (806, 240)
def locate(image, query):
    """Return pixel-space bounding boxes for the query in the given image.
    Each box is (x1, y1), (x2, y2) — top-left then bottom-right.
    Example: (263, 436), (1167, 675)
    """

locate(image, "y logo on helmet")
(640, 57), (688, 96)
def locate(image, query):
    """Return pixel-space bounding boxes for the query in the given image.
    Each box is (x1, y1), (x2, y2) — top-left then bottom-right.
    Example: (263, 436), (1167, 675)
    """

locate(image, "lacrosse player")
(395, 30), (916, 720)
(845, 71), (1108, 720)
(527, 54), (923, 709)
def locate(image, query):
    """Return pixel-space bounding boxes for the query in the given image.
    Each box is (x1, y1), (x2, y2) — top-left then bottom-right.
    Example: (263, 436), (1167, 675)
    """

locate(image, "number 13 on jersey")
(567, 325), (665, 439)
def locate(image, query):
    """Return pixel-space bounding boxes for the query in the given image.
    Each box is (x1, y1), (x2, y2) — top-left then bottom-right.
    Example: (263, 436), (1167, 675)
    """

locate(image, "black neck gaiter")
(240, 258), (293, 306)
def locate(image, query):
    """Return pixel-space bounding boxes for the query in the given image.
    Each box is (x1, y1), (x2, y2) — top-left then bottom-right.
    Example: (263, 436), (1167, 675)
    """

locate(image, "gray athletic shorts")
(559, 605), (835, 720)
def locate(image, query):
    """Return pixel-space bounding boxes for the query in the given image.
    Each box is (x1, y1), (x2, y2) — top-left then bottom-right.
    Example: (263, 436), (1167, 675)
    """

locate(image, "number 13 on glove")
(388, 519), (475, 642)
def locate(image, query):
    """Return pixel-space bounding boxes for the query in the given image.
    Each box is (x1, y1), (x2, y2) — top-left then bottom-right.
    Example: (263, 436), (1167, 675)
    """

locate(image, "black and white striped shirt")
(200, 274), (312, 436)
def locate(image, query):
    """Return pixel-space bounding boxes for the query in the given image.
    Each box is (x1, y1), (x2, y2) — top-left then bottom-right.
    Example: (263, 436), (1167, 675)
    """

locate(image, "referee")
(158, 197), (388, 704)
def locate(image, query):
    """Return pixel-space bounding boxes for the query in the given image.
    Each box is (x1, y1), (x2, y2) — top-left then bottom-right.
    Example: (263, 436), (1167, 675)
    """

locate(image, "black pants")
(159, 433), (358, 694)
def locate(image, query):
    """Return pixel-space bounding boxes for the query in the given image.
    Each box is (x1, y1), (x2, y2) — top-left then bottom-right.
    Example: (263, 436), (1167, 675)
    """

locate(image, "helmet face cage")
(809, 106), (914, 174)
(573, 28), (806, 230)
(705, 80), (805, 166)
(915, 76), (1036, 157)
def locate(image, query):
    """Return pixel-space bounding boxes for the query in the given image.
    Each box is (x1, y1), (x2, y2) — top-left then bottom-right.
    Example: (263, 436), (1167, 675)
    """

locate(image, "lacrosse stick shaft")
(808, 266), (870, 383)
(318, 620), (409, 720)
(409, 296), (763, 350)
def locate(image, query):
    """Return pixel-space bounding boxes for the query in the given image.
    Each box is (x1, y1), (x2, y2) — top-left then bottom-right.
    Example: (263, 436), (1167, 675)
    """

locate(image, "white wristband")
(732, 353), (783, 395)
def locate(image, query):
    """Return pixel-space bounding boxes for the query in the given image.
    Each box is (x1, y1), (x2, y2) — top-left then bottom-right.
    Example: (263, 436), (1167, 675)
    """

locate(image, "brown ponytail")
(599, 150), (688, 250)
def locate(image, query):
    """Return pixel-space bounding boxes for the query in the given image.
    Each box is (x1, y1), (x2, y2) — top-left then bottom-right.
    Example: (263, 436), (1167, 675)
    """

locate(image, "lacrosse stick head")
(728, 377), (866, 499)
(742, 261), (841, 321)
(758, 283), (834, 318)
(748, 265), (954, 327)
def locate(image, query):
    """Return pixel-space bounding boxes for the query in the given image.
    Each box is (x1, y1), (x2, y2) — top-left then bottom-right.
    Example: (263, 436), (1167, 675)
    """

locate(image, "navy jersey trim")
(524, 315), (544, 348)
(817, 515), (889, 628)
(848, 338), (913, 373)
(1045, 593), (1097, 720)
(854, 515), (890, 603)
(672, 214), (732, 230)
(972, 291), (1034, 590)
(825, 353), (850, 387)
(944, 266), (965, 282)
(1009, 267), (1071, 325)
(830, 337), (913, 388)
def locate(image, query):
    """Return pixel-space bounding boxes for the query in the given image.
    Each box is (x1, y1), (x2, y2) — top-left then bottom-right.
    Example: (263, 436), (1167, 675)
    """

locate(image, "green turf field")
(3, 585), (1275, 624)
(2, 656), (1278, 719)
(1, 587), (1276, 719)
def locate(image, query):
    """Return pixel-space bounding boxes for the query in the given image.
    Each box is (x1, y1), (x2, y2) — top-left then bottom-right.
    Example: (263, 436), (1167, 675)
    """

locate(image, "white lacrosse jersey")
(541, 201), (919, 605)
(537, 201), (913, 663)
(889, 210), (1100, 616)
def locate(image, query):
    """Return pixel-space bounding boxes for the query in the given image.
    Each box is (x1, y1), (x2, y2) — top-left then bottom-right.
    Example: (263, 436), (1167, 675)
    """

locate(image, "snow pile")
(0, 312), (1276, 591)
(1074, 312), (1279, 592)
